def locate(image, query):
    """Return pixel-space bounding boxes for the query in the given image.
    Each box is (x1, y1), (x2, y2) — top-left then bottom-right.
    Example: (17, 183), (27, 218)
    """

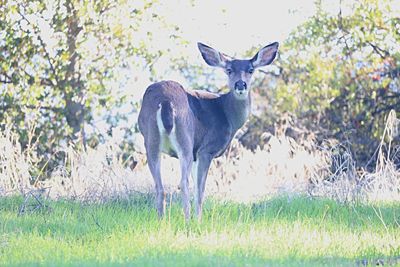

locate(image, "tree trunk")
(64, 0), (85, 147)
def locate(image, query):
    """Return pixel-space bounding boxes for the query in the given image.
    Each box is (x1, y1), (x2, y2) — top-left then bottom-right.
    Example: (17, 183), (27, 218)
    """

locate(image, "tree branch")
(0, 103), (64, 113)
(366, 41), (390, 59)
(0, 73), (12, 84)
(17, 9), (60, 86)
(258, 68), (281, 77)
(99, 2), (117, 15)
(337, 0), (354, 60)
(22, 69), (54, 86)
(0, 78), (12, 84)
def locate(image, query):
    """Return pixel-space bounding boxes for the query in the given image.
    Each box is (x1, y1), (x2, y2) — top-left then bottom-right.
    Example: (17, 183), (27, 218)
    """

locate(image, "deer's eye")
(248, 68), (254, 74)
(226, 69), (233, 75)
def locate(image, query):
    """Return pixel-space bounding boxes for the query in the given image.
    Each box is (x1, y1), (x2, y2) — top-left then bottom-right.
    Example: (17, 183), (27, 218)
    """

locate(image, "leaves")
(270, 0), (400, 166)
(0, 0), (181, 170)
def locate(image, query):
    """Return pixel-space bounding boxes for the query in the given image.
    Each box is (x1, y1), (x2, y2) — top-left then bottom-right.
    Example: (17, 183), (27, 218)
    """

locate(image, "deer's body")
(138, 42), (279, 221)
(139, 80), (249, 160)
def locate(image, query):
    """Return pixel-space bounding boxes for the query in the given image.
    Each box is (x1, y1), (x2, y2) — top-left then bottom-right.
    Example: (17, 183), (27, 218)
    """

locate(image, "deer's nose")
(234, 80), (247, 91)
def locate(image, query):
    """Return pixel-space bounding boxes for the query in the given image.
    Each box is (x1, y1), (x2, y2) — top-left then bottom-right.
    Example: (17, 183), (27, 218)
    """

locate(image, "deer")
(138, 42), (279, 221)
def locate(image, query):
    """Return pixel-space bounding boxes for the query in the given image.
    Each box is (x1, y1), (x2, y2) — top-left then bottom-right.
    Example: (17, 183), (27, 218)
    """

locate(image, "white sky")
(127, 0), (319, 97)
(158, 0), (317, 54)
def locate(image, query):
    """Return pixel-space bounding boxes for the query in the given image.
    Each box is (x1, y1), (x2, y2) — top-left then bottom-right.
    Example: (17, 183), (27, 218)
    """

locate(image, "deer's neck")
(220, 92), (251, 131)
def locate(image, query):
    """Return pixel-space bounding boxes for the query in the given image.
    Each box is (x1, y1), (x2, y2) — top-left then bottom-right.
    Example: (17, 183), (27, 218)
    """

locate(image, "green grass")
(0, 194), (399, 266)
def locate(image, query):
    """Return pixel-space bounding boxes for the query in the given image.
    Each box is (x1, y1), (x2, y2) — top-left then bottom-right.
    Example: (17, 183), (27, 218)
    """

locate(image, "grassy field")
(0, 194), (399, 266)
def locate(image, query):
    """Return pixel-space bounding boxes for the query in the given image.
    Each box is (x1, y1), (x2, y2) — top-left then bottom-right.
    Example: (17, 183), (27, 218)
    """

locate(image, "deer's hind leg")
(171, 126), (194, 222)
(179, 153), (193, 222)
(144, 131), (166, 218)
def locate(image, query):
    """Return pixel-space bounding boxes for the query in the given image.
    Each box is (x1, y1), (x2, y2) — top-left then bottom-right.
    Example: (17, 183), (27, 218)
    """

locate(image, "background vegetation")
(258, 0), (400, 166)
(1, 0), (399, 171)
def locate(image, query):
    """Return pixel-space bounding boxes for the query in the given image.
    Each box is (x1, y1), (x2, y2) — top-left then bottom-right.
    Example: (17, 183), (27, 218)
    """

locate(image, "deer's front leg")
(192, 152), (213, 221)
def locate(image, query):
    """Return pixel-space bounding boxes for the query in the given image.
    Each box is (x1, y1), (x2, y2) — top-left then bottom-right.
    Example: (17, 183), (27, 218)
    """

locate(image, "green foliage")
(1, 195), (399, 266)
(263, 0), (400, 165)
(0, 0), (179, 168)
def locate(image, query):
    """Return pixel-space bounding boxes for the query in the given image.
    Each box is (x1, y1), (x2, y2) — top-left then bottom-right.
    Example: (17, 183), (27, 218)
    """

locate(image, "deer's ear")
(251, 42), (279, 68)
(197, 42), (228, 68)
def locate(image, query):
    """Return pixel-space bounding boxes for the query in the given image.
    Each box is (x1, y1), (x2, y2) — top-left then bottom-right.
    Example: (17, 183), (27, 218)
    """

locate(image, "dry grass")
(310, 110), (400, 203)
(0, 110), (399, 204)
(0, 127), (35, 196)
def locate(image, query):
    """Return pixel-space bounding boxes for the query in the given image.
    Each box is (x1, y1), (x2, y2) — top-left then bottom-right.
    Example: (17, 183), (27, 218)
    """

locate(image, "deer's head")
(198, 42), (279, 100)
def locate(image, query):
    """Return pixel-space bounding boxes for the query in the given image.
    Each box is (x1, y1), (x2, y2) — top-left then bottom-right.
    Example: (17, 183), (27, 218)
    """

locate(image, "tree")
(0, 0), (179, 168)
(260, 0), (400, 165)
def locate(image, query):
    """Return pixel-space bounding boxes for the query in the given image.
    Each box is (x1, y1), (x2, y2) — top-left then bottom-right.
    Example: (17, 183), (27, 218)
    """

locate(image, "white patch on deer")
(156, 105), (181, 157)
(233, 90), (249, 100)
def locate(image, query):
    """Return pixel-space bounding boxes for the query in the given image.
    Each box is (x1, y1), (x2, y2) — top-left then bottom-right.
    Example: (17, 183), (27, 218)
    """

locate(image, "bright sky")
(159, 0), (317, 54)
(127, 0), (320, 98)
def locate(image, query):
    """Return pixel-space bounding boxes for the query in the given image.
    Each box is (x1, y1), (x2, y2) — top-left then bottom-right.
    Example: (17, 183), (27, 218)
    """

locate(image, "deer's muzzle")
(234, 80), (247, 91)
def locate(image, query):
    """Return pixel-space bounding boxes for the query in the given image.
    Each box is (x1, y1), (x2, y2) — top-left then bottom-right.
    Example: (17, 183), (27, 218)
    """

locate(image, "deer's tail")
(160, 101), (174, 134)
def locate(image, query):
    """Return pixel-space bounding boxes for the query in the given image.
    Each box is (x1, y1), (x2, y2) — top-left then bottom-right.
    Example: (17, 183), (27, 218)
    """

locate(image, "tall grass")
(0, 110), (399, 204)
(310, 110), (400, 203)
(0, 127), (35, 196)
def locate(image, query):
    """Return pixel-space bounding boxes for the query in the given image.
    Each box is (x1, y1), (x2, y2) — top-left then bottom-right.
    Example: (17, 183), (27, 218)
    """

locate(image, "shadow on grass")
(10, 251), (400, 267)
(124, 253), (400, 267)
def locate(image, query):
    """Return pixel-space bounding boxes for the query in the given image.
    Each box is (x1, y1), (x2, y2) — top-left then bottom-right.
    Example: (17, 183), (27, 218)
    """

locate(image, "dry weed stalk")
(0, 126), (37, 196)
(44, 142), (139, 202)
(308, 143), (361, 203)
(309, 110), (400, 203)
(362, 110), (400, 202)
